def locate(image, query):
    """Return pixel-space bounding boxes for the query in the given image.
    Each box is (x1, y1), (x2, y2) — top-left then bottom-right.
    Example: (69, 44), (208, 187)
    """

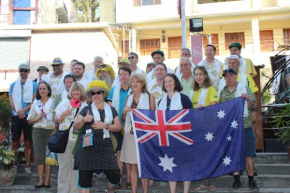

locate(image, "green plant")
(0, 145), (16, 170)
(272, 103), (290, 146)
(0, 93), (12, 143)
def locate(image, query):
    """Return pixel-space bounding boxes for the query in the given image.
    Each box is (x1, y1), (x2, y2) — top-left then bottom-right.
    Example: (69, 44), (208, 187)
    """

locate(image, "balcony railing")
(260, 40), (274, 52)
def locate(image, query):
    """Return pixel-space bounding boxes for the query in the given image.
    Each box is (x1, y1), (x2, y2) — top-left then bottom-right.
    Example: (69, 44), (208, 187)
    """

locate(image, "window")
(225, 32), (245, 49)
(10, 0), (36, 25)
(168, 37), (182, 59)
(134, 0), (161, 6)
(203, 34), (219, 55)
(260, 30), (274, 52)
(140, 39), (160, 55)
(283, 29), (290, 45)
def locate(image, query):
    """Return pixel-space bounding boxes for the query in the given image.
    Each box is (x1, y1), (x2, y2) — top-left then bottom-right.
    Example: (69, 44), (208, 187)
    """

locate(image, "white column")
(181, 0), (186, 48)
(251, 18), (260, 54)
(129, 28), (132, 53)
(131, 28), (137, 52)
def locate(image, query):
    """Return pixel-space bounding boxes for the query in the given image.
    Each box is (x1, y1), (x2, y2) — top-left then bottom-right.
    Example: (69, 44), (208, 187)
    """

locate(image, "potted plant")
(0, 145), (18, 186)
(272, 103), (290, 160)
(0, 93), (12, 144)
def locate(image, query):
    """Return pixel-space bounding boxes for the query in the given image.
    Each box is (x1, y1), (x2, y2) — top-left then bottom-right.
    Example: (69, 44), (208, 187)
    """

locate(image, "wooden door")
(202, 34), (219, 55)
(260, 30), (274, 52)
(122, 40), (129, 57)
(225, 32), (245, 49)
(168, 36), (182, 59)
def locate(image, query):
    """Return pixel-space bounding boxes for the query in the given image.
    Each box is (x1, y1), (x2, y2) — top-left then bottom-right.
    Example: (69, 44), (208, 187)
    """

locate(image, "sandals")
(194, 184), (208, 191)
(115, 183), (124, 189)
(208, 185), (217, 192)
(126, 183), (132, 189)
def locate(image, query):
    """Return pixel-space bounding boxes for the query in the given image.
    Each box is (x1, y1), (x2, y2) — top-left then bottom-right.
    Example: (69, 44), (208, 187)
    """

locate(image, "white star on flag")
(217, 110), (226, 119)
(205, 132), (214, 141)
(223, 156), (232, 166)
(231, 120), (238, 129)
(227, 136), (232, 141)
(158, 154), (177, 173)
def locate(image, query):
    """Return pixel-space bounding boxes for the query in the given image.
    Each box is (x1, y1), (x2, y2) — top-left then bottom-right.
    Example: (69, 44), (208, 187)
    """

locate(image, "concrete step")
(254, 153), (289, 164)
(1, 185), (290, 193)
(13, 174), (290, 188)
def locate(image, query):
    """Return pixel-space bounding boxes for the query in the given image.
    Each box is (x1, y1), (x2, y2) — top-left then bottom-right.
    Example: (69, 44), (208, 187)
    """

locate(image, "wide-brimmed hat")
(51, 57), (64, 65)
(222, 68), (237, 77)
(86, 80), (110, 98)
(37, 66), (49, 72)
(225, 55), (241, 67)
(96, 64), (115, 81)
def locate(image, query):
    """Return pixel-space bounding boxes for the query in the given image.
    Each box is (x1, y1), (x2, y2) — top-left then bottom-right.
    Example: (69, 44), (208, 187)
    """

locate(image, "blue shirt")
(9, 81), (38, 115)
(107, 86), (130, 125)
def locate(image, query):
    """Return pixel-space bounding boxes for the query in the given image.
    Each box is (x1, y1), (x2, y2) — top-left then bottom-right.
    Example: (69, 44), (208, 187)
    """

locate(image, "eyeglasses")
(98, 64), (107, 68)
(52, 64), (61, 68)
(128, 56), (135, 60)
(91, 91), (104, 96)
(19, 69), (29, 73)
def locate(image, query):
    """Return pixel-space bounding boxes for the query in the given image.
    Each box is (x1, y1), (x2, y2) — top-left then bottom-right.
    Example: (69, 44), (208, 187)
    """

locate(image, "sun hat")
(86, 80), (110, 98)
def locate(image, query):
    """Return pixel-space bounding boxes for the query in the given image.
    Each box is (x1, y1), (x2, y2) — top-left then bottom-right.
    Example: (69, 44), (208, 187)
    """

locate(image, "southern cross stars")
(158, 154), (177, 173)
(226, 136), (232, 141)
(217, 110), (226, 119)
(231, 120), (238, 129)
(223, 156), (232, 166)
(205, 132), (214, 141)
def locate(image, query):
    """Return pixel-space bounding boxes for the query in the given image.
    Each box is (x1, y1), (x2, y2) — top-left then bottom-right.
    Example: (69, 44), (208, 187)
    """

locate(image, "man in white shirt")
(128, 52), (146, 77)
(84, 56), (103, 81)
(73, 62), (90, 89)
(69, 59), (78, 75)
(41, 57), (68, 105)
(61, 74), (77, 101)
(178, 57), (194, 97)
(198, 45), (223, 89)
(112, 58), (131, 87)
(96, 64), (115, 89)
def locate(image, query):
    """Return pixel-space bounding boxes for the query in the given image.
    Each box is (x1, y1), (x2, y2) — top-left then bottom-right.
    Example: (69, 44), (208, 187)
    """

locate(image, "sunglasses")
(91, 91), (104, 96)
(52, 64), (61, 68)
(98, 64), (107, 68)
(128, 56), (135, 60)
(19, 69), (29, 73)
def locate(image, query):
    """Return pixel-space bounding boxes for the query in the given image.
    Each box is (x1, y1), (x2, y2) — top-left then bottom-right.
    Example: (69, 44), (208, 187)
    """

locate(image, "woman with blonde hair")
(73, 80), (121, 193)
(54, 82), (88, 193)
(121, 73), (155, 193)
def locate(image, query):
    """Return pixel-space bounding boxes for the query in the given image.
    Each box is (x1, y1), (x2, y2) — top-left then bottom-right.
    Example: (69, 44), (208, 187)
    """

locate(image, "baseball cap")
(151, 50), (164, 58)
(118, 58), (130, 65)
(222, 68), (237, 77)
(229, 42), (242, 50)
(19, 64), (30, 70)
(37, 66), (49, 72)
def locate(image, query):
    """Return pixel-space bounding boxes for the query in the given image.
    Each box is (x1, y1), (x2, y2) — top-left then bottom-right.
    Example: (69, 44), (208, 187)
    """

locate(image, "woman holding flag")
(190, 66), (218, 191)
(157, 73), (193, 193)
(121, 74), (155, 193)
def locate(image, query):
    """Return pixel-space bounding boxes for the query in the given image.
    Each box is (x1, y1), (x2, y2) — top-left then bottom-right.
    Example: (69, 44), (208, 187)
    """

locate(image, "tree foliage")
(72, 0), (100, 22)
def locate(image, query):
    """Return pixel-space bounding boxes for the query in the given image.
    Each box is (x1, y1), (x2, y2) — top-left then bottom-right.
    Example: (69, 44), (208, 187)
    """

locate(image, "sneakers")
(11, 166), (17, 171)
(230, 181), (242, 190)
(249, 180), (259, 190)
(93, 170), (104, 177)
(24, 167), (32, 175)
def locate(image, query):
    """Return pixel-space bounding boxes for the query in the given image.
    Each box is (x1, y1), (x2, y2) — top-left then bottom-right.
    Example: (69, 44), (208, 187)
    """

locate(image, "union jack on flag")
(132, 109), (193, 146)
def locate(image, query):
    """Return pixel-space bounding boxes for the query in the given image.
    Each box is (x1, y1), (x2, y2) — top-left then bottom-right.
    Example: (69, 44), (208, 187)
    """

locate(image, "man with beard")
(84, 56), (103, 81)
(9, 64), (38, 175)
(96, 64), (115, 89)
(73, 62), (90, 89)
(41, 57), (68, 105)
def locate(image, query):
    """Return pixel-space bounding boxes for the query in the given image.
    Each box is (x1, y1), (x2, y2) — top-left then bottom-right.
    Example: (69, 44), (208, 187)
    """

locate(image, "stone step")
(1, 185), (290, 193)
(15, 163), (290, 176)
(254, 153), (289, 164)
(13, 174), (290, 188)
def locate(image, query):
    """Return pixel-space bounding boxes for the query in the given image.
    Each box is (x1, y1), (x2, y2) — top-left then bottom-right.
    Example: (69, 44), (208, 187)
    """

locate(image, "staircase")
(0, 153), (289, 193)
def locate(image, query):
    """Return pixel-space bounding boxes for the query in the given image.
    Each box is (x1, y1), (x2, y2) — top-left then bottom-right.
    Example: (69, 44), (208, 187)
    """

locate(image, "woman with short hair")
(157, 73), (193, 193)
(27, 81), (56, 189)
(73, 80), (121, 193)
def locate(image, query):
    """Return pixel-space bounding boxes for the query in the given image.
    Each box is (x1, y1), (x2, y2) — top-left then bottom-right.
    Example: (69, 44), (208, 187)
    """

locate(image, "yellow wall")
(99, 0), (115, 24)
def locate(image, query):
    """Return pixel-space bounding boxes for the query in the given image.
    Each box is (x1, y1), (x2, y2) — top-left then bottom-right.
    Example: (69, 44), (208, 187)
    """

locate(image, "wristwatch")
(105, 124), (109, 130)
(251, 107), (258, 111)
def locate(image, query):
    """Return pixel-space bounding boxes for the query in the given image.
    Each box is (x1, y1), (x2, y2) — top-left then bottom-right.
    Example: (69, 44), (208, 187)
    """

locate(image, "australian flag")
(131, 97), (245, 181)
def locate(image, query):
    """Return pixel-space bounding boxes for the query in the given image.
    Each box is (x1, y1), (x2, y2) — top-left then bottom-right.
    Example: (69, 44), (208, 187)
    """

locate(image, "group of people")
(8, 42), (259, 193)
